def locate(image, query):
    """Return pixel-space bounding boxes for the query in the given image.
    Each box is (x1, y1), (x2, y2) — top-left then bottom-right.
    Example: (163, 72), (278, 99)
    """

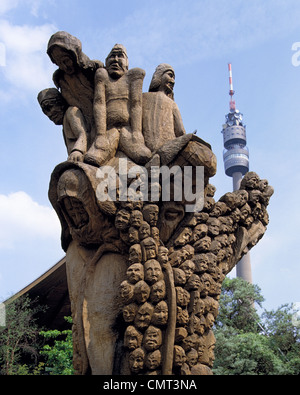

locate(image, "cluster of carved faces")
(119, 202), (169, 374)
(119, 172), (272, 375)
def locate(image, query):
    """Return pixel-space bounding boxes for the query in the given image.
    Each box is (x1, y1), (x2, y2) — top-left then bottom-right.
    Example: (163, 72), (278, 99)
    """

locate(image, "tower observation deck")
(222, 108), (249, 190)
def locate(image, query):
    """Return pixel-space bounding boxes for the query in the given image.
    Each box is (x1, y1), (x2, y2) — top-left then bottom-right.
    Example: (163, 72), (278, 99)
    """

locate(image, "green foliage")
(40, 316), (74, 375)
(215, 277), (264, 332)
(213, 277), (300, 375)
(0, 295), (45, 375)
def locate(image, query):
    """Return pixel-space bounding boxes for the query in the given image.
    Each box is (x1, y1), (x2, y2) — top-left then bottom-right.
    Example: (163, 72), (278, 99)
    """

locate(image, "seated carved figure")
(85, 44), (152, 166)
(142, 64), (186, 153)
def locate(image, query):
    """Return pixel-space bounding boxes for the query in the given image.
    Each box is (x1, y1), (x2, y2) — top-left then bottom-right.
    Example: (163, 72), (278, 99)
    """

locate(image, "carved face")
(126, 263), (144, 284)
(176, 287), (190, 307)
(190, 291), (205, 316)
(157, 247), (169, 267)
(174, 227), (192, 247)
(128, 226), (139, 244)
(124, 326), (142, 350)
(40, 97), (65, 125)
(122, 303), (138, 323)
(194, 254), (209, 272)
(106, 46), (128, 79)
(195, 236), (211, 252)
(151, 301), (168, 326)
(160, 69), (175, 97)
(145, 350), (161, 370)
(186, 274), (201, 291)
(120, 281), (134, 303)
(176, 306), (189, 326)
(144, 260), (163, 284)
(143, 326), (162, 351)
(134, 303), (154, 330)
(151, 227), (160, 243)
(143, 205), (159, 226)
(207, 218), (220, 237)
(186, 349), (198, 367)
(134, 281), (150, 304)
(191, 224), (208, 243)
(50, 46), (76, 75)
(138, 221), (151, 240)
(243, 173), (259, 189)
(173, 345), (186, 367)
(62, 197), (89, 229)
(150, 280), (166, 303)
(130, 210), (143, 228)
(159, 201), (185, 243)
(173, 268), (187, 286)
(142, 238), (158, 261)
(129, 348), (145, 373)
(236, 190), (248, 206)
(179, 260), (195, 279)
(115, 209), (130, 230)
(129, 244), (142, 264)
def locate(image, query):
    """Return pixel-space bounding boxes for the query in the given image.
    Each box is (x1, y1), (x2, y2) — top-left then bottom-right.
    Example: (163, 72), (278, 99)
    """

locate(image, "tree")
(213, 277), (300, 375)
(215, 277), (264, 333)
(261, 304), (300, 375)
(40, 316), (74, 375)
(0, 296), (44, 375)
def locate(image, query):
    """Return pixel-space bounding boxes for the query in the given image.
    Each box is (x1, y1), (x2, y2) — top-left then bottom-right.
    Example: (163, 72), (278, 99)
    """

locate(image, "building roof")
(5, 257), (71, 330)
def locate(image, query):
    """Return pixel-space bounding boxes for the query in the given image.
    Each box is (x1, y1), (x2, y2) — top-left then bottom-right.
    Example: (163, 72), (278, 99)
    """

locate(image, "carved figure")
(142, 64), (186, 153)
(85, 44), (151, 166)
(47, 31), (102, 147)
(38, 88), (88, 162)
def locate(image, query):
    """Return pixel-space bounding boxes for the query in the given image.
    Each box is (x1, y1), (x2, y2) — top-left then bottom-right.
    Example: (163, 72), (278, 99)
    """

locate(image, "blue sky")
(0, 0), (300, 312)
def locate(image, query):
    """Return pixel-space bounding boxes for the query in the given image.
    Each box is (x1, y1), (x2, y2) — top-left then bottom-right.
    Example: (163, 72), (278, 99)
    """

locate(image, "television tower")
(221, 63), (252, 283)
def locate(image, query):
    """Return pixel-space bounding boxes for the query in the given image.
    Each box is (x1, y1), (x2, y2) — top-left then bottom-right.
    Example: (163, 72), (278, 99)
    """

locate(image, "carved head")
(143, 325), (162, 351)
(37, 88), (67, 125)
(47, 31), (83, 74)
(144, 259), (163, 284)
(149, 63), (175, 99)
(105, 44), (129, 79)
(126, 263), (144, 284)
(134, 280), (150, 304)
(240, 171), (260, 190)
(128, 348), (145, 374)
(150, 280), (166, 304)
(124, 325), (143, 350)
(151, 301), (168, 326)
(142, 204), (159, 227)
(145, 350), (161, 370)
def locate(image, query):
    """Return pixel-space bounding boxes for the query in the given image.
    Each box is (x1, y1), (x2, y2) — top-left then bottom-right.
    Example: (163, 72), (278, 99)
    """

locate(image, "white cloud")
(0, 20), (57, 92)
(0, 192), (61, 250)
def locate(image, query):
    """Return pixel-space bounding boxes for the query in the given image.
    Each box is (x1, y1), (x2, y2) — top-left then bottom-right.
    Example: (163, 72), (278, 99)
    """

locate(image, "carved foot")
(85, 131), (119, 167)
(119, 130), (152, 165)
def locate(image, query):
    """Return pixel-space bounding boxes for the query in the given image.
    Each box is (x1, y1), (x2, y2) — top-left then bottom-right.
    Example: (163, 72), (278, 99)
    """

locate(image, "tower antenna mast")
(228, 63), (236, 111)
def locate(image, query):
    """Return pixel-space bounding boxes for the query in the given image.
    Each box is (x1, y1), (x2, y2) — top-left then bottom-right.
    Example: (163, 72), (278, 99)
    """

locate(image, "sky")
(0, 0), (300, 312)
